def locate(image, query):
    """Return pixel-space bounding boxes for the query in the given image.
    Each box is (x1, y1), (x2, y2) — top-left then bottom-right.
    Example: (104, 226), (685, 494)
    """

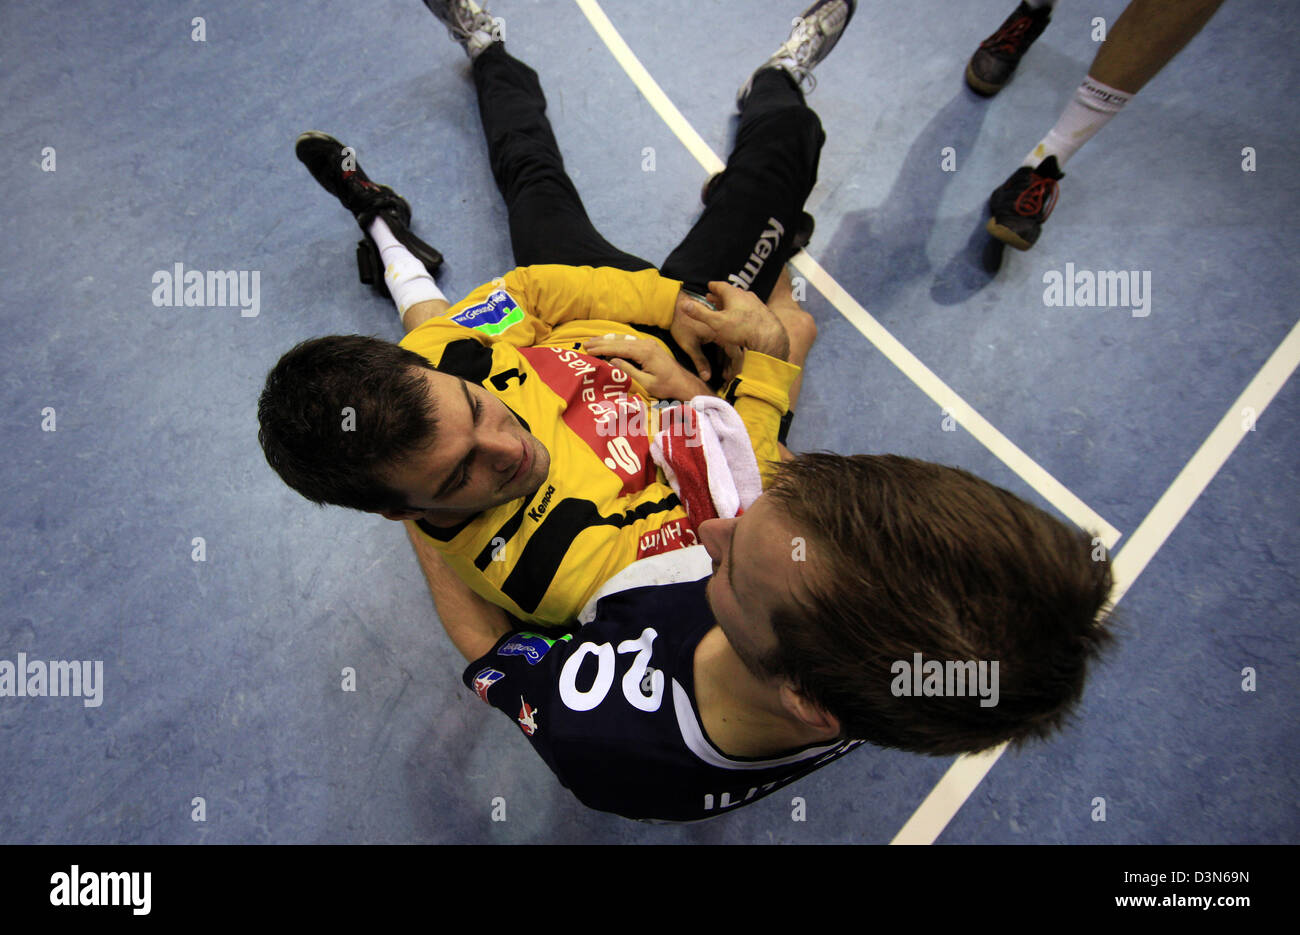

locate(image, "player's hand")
(670, 291), (717, 381)
(679, 281), (790, 362)
(583, 334), (712, 402)
(717, 341), (744, 383)
(763, 264), (817, 366)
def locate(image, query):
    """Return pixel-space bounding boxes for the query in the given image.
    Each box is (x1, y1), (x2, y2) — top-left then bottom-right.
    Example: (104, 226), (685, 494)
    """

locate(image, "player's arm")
(724, 352), (800, 479)
(579, 334), (713, 402)
(585, 282), (802, 476)
(762, 264), (816, 414)
(679, 281), (802, 482)
(404, 521), (513, 661)
(403, 265), (680, 355)
(495, 265), (679, 330)
(502, 266), (720, 378)
(403, 265), (719, 378)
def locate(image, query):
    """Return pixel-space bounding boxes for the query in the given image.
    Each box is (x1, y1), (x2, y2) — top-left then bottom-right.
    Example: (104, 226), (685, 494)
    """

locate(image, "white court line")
(573, 0), (726, 177)
(578, 0), (1300, 845)
(894, 315), (1300, 843)
(1106, 315), (1300, 603)
(792, 253), (1120, 545)
(574, 0), (1120, 548)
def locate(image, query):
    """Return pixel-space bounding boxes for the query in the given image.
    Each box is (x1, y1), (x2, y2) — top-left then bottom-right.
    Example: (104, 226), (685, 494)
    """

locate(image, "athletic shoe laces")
(1014, 174), (1059, 218)
(981, 16), (1035, 57)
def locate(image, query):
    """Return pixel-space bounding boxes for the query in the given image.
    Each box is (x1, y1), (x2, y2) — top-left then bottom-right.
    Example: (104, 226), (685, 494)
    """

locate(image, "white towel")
(650, 395), (762, 523)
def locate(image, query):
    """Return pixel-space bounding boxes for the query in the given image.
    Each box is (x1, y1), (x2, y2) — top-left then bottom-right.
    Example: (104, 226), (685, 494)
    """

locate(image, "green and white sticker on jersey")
(452, 289), (525, 336)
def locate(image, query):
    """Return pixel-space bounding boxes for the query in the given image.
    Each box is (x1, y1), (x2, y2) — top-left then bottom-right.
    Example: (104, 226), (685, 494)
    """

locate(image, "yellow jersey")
(399, 264), (799, 627)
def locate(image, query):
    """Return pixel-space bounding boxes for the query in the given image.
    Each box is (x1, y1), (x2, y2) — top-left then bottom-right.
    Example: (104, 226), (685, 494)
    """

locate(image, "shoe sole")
(296, 129), (336, 146)
(985, 217), (1033, 251)
(423, 0), (492, 43)
(295, 129), (345, 161)
(964, 60), (1003, 97)
(295, 130), (355, 192)
(797, 0), (857, 64)
(295, 130), (410, 218)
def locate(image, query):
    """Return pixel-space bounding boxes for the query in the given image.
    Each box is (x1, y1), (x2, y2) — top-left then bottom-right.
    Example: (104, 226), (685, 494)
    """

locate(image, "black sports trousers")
(470, 43), (825, 304)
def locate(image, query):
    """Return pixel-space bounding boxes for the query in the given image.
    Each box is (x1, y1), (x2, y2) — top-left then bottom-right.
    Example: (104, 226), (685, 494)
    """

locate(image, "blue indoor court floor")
(1, 0), (1296, 844)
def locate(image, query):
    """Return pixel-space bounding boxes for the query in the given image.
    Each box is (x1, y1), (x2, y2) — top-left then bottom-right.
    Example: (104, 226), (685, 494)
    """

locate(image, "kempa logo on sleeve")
(0, 653), (103, 707)
(50, 866), (150, 916)
(151, 262), (261, 317)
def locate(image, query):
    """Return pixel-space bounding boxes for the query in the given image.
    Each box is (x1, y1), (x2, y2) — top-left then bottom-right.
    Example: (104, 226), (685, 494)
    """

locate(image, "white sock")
(465, 28), (497, 60)
(367, 216), (445, 321)
(1022, 76), (1131, 168)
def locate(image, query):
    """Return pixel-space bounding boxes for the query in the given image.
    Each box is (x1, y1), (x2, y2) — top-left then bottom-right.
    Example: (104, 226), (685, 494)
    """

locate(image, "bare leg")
(1024, 0), (1226, 167)
(1090, 0), (1226, 95)
(992, 0), (1225, 249)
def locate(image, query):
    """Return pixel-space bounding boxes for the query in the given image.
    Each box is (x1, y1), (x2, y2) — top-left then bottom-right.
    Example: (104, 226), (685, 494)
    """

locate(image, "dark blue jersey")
(462, 547), (864, 822)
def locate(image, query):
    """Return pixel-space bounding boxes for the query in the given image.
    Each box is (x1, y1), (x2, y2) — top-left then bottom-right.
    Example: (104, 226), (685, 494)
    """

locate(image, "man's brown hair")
(257, 335), (439, 512)
(765, 453), (1114, 756)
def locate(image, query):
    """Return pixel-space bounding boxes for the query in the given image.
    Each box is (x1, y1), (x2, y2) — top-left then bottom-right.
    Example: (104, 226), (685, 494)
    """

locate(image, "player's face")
(382, 368), (551, 516)
(697, 495), (810, 679)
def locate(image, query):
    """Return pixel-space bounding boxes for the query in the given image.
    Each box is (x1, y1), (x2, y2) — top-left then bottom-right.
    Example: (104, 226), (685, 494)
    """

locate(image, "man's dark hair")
(765, 453), (1115, 756)
(257, 335), (439, 512)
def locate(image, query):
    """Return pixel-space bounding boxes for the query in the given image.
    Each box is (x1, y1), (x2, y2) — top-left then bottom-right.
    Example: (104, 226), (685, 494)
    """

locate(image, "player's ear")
(779, 682), (841, 738)
(380, 508), (425, 521)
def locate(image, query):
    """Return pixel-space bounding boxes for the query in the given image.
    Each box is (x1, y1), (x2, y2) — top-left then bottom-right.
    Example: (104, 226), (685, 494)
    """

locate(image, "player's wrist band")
(680, 289), (718, 311)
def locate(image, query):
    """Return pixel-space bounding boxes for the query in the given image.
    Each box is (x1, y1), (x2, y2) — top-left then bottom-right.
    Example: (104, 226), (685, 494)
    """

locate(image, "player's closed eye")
(445, 396), (484, 494)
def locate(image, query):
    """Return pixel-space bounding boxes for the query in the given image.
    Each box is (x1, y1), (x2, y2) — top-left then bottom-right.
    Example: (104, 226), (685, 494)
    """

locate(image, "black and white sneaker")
(737, 0), (857, 109)
(423, 0), (500, 58)
(294, 131), (443, 289)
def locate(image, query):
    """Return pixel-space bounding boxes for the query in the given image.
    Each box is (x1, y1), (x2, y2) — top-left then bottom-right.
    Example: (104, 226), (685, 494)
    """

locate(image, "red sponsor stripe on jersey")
(636, 517), (699, 559)
(519, 346), (656, 496)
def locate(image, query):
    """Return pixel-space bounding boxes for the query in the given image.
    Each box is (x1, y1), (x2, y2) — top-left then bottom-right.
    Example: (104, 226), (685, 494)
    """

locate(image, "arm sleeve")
(462, 628), (582, 780)
(463, 629), (574, 707)
(405, 265), (681, 355)
(720, 351), (802, 486)
(501, 265), (681, 330)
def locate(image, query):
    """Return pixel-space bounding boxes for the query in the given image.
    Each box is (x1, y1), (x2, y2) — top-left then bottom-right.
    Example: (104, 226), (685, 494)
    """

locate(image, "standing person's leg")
(659, 0), (853, 304)
(1020, 0), (1226, 170)
(1086, 0), (1227, 95)
(987, 0), (1226, 250)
